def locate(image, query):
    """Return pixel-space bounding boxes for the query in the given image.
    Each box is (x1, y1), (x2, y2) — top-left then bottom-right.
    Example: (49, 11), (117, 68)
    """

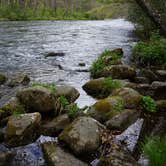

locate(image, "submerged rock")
(17, 86), (57, 113)
(59, 116), (102, 155)
(42, 142), (88, 166)
(99, 65), (136, 80)
(112, 87), (142, 109)
(106, 109), (141, 130)
(56, 84), (80, 103)
(45, 52), (65, 58)
(5, 112), (41, 147)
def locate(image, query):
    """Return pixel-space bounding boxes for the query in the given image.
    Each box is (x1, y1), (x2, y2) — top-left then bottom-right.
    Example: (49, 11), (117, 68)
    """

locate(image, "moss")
(0, 73), (6, 84)
(30, 82), (56, 94)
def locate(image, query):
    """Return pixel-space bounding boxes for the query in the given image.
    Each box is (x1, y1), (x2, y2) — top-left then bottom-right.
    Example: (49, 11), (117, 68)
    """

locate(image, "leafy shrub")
(141, 96), (156, 113)
(58, 95), (69, 108)
(30, 82), (56, 93)
(90, 49), (122, 78)
(142, 137), (166, 166)
(67, 103), (79, 119)
(132, 33), (166, 66)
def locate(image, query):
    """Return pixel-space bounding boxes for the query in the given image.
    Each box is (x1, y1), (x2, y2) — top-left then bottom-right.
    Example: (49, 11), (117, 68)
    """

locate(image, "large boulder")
(59, 117), (102, 155)
(17, 86), (57, 113)
(83, 78), (124, 99)
(5, 112), (41, 147)
(99, 65), (136, 80)
(112, 88), (142, 109)
(150, 81), (166, 100)
(106, 109), (141, 130)
(56, 85), (80, 103)
(42, 142), (88, 166)
(40, 114), (70, 136)
(7, 73), (30, 87)
(89, 96), (124, 122)
(98, 147), (137, 166)
(0, 73), (7, 85)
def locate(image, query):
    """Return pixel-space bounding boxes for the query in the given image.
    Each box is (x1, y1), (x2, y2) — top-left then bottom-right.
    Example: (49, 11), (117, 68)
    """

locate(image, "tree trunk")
(135, 0), (166, 36)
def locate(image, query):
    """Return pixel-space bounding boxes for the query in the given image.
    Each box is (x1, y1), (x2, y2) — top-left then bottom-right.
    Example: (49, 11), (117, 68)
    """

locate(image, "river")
(0, 19), (136, 107)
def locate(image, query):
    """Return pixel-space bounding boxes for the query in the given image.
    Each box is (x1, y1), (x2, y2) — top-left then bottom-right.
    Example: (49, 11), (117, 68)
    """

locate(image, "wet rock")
(106, 109), (141, 130)
(78, 62), (86, 66)
(98, 148), (137, 166)
(45, 52), (65, 58)
(56, 84), (80, 103)
(112, 87), (142, 109)
(5, 112), (41, 147)
(0, 97), (25, 120)
(8, 73), (30, 87)
(116, 119), (144, 152)
(42, 142), (88, 166)
(0, 73), (7, 85)
(155, 70), (166, 81)
(17, 86), (57, 113)
(151, 81), (166, 100)
(99, 65), (136, 80)
(40, 114), (70, 136)
(140, 69), (159, 83)
(0, 150), (14, 166)
(134, 76), (149, 84)
(89, 96), (124, 122)
(59, 117), (102, 155)
(151, 116), (166, 137)
(134, 84), (151, 96)
(156, 100), (166, 111)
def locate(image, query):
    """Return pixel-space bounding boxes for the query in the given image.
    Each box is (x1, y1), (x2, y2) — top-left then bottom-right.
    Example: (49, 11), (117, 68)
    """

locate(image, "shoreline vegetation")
(0, 0), (133, 21)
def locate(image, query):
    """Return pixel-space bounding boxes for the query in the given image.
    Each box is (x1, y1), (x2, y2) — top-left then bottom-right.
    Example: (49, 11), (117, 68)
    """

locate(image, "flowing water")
(0, 19), (136, 107)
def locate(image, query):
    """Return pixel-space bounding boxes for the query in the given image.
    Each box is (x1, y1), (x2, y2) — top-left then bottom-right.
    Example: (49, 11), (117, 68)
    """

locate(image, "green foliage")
(142, 137), (166, 166)
(141, 96), (157, 113)
(58, 96), (69, 108)
(90, 49), (122, 78)
(112, 97), (124, 111)
(132, 33), (166, 66)
(103, 77), (121, 90)
(2, 105), (25, 116)
(67, 103), (79, 119)
(30, 82), (56, 93)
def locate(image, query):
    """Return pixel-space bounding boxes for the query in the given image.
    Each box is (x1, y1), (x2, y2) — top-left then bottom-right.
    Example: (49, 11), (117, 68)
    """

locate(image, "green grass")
(142, 137), (166, 166)
(132, 32), (166, 66)
(141, 96), (157, 113)
(58, 95), (69, 108)
(67, 103), (79, 119)
(112, 97), (124, 112)
(90, 49), (123, 78)
(30, 82), (56, 94)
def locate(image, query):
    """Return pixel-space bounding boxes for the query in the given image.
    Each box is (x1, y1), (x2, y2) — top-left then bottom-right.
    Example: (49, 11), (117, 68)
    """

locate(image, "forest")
(0, 0), (165, 166)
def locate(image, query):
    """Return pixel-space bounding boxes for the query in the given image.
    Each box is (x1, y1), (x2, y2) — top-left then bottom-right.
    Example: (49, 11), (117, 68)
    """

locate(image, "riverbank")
(0, 1), (133, 21)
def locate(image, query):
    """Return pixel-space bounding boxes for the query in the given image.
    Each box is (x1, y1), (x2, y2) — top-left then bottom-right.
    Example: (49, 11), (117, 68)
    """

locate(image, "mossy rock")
(89, 96), (125, 122)
(112, 87), (142, 109)
(83, 77), (122, 99)
(99, 65), (136, 80)
(0, 73), (7, 85)
(0, 97), (25, 120)
(59, 117), (102, 155)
